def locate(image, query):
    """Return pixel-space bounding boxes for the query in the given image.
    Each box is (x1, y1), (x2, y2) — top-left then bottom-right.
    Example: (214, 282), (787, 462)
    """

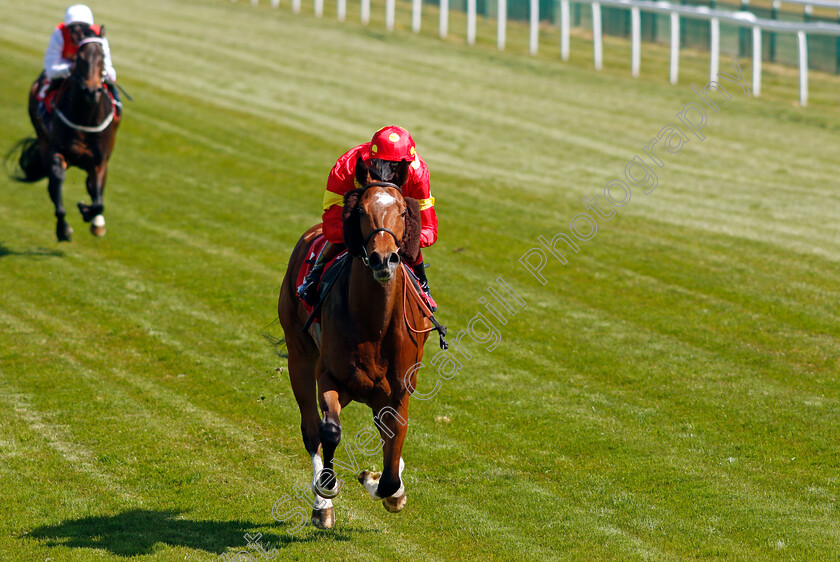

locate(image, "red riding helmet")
(368, 126), (416, 162)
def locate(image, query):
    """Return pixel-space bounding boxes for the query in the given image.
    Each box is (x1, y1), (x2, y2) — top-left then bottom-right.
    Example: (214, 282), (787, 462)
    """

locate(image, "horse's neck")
(64, 78), (107, 121)
(346, 259), (404, 336)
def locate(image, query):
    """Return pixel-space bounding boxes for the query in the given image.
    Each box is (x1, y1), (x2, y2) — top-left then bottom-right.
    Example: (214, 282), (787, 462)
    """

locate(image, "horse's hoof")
(358, 470), (383, 500)
(311, 506), (335, 529)
(357, 470), (380, 485)
(382, 490), (407, 513)
(90, 215), (106, 237)
(57, 224), (73, 242)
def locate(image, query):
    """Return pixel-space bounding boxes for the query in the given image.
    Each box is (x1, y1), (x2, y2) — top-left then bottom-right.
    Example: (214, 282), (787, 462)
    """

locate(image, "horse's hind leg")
(46, 152), (72, 242)
(287, 351), (335, 529)
(79, 165), (106, 236)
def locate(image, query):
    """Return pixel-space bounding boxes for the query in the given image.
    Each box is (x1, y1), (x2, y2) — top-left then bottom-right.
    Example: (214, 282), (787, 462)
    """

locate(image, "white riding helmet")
(64, 4), (94, 26)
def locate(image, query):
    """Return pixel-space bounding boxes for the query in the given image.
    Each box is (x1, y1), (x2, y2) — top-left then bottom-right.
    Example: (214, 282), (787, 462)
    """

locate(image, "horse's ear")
(99, 24), (106, 37)
(354, 156), (370, 188)
(342, 189), (365, 257)
(394, 160), (410, 188)
(400, 197), (422, 264)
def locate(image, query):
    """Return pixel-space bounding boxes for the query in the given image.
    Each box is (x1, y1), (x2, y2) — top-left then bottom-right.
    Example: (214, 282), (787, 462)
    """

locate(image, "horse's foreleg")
(316, 369), (348, 500)
(79, 165), (106, 236)
(358, 399), (409, 512)
(308, 452), (335, 529)
(46, 153), (72, 242)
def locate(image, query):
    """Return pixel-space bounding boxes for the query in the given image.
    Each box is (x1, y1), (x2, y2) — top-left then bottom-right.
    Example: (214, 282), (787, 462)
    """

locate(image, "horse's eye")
(401, 209), (406, 217)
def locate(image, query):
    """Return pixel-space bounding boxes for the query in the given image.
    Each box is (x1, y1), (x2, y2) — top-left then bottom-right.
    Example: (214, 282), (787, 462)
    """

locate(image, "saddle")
(296, 236), (349, 324)
(32, 73), (120, 134)
(32, 75), (66, 122)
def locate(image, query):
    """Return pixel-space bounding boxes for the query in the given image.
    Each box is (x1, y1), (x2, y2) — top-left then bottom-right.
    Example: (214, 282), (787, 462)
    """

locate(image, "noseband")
(359, 182), (403, 269)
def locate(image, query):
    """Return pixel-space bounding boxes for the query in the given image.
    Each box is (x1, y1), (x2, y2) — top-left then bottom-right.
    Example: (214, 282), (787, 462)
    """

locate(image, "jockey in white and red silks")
(298, 126), (440, 310)
(38, 4), (120, 113)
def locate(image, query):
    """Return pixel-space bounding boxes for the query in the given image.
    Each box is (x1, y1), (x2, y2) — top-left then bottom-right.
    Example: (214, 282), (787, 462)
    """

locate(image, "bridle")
(56, 38), (115, 133)
(359, 181), (403, 268)
(350, 182), (449, 349)
(72, 38), (107, 93)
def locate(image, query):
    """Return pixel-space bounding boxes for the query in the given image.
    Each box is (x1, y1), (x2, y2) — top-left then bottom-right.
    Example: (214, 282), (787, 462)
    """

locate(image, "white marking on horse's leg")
(90, 214), (106, 236)
(361, 471), (382, 500)
(383, 456), (405, 498)
(381, 459), (407, 512)
(390, 481), (405, 499)
(310, 453), (333, 510)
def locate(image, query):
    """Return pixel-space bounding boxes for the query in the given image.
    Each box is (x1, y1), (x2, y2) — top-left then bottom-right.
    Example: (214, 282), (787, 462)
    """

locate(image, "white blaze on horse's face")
(373, 191), (397, 208)
(362, 187), (406, 283)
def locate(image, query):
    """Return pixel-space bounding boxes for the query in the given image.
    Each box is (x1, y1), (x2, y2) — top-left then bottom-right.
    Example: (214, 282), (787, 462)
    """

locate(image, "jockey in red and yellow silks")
(298, 126), (439, 310)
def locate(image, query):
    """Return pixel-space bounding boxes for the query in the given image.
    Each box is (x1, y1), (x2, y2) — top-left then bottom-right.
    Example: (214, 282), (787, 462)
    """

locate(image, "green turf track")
(1, 0), (839, 560)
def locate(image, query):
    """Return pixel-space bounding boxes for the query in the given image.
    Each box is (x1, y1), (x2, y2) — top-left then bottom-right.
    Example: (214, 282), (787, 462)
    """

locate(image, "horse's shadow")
(0, 241), (64, 260)
(25, 508), (356, 557)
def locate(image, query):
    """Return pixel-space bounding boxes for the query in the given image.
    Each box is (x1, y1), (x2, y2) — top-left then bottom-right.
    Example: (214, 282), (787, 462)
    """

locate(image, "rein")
(402, 266), (449, 349)
(357, 181), (448, 348)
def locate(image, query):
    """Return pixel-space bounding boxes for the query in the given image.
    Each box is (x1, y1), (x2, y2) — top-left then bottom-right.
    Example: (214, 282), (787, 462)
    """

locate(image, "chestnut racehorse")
(12, 27), (119, 241)
(278, 158), (430, 529)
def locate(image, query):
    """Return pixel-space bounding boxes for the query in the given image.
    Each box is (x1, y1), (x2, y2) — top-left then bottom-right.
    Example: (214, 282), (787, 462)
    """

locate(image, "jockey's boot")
(412, 261), (437, 312)
(297, 243), (332, 306)
(37, 78), (63, 126)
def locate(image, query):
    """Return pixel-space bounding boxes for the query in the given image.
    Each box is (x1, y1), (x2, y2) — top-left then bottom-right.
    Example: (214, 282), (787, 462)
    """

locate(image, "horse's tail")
(262, 329), (289, 359)
(5, 138), (47, 183)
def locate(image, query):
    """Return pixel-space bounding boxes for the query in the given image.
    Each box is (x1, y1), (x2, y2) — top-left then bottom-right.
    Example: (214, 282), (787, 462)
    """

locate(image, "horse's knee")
(319, 419), (341, 448)
(48, 159), (65, 181)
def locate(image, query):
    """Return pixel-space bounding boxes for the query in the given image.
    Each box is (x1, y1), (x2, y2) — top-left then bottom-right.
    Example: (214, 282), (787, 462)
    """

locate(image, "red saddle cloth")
(295, 235), (348, 323)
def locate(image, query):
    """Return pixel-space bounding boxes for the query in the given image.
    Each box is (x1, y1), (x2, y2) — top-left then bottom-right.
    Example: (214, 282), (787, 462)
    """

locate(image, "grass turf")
(0, 0), (838, 560)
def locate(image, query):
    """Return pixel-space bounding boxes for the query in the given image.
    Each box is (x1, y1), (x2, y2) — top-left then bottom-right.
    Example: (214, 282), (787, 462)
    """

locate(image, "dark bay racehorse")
(12, 27), (119, 241)
(278, 158), (430, 529)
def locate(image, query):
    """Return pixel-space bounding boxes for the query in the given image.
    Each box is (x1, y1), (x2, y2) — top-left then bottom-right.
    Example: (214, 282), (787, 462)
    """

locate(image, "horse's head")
(343, 157), (422, 283)
(70, 26), (106, 102)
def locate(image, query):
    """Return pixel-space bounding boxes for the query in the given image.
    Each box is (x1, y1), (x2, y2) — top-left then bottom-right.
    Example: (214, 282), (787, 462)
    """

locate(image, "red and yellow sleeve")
(406, 157), (437, 248)
(320, 147), (362, 244)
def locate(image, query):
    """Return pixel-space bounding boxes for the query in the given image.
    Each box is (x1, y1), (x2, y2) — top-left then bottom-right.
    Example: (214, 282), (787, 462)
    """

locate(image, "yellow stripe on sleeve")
(322, 190), (345, 211)
(416, 196), (435, 211)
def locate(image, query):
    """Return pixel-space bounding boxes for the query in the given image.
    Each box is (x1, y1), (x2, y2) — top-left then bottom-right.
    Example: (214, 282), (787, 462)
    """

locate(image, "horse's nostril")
(369, 253), (382, 268)
(388, 253), (400, 265)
